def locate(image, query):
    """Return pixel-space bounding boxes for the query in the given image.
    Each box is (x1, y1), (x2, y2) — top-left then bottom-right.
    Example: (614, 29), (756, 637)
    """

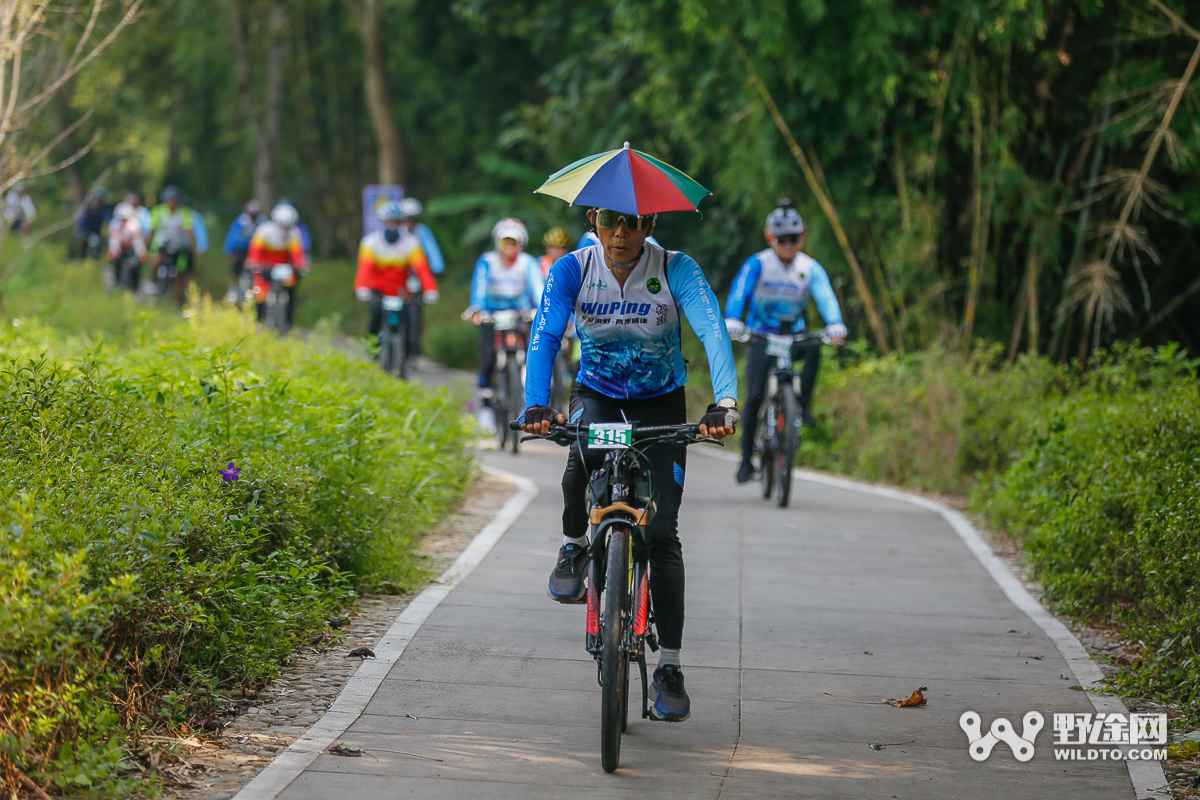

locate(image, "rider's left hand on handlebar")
(825, 322), (847, 346)
(520, 405), (566, 435)
(423, 290), (440, 304)
(699, 402), (740, 440)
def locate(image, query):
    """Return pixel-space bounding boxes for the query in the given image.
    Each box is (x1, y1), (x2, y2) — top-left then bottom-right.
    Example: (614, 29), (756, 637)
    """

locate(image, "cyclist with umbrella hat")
(521, 143), (739, 722)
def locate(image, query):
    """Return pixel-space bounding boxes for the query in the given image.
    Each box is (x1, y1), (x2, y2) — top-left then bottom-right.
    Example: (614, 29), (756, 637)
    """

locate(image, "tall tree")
(353, 0), (406, 185)
(228, 0), (288, 207)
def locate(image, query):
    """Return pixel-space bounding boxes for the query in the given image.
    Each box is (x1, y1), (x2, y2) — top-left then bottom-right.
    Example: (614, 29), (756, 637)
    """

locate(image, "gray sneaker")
(547, 542), (587, 603)
(650, 665), (691, 722)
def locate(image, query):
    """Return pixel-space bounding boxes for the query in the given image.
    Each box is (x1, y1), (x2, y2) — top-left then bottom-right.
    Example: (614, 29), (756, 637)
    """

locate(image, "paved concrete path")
(275, 441), (1140, 799)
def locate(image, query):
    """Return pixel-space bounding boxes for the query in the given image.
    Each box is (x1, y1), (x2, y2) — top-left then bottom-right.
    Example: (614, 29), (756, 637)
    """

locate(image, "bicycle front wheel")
(395, 318), (409, 380)
(776, 382), (798, 507)
(600, 525), (631, 773)
(494, 354), (509, 448)
(507, 357), (522, 454)
(758, 400), (775, 499)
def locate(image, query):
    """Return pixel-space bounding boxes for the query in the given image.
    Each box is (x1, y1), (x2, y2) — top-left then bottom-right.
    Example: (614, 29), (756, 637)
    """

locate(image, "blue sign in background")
(362, 185), (404, 237)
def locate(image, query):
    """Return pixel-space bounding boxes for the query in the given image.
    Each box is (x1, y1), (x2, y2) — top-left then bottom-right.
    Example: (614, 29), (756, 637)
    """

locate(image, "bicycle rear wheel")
(776, 382), (797, 507)
(600, 525), (630, 773)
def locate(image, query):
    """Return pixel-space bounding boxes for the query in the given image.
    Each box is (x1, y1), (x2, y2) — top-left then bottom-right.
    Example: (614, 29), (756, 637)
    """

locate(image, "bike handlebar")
(507, 420), (721, 448)
(461, 309), (535, 324)
(733, 328), (832, 345)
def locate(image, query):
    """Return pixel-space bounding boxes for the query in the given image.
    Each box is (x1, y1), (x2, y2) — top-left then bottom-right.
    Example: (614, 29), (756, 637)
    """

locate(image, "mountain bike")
(154, 241), (183, 302)
(372, 292), (409, 379)
(111, 250), (141, 295)
(510, 419), (722, 773)
(263, 264), (296, 335)
(739, 325), (829, 507)
(470, 309), (531, 453)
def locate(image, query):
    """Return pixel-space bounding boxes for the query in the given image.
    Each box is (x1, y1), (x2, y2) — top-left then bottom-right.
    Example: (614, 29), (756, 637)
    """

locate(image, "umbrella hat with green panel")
(535, 143), (711, 216)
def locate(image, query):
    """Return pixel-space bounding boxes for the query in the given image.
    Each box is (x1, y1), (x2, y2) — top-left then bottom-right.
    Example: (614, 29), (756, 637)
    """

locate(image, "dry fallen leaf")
(884, 686), (928, 707)
(327, 743), (363, 757)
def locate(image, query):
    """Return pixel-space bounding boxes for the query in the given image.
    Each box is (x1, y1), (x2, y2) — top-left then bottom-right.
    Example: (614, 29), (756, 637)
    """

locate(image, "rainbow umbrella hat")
(535, 142), (711, 216)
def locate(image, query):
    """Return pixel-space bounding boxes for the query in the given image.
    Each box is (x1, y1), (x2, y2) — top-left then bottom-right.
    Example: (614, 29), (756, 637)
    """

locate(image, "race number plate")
(588, 422), (632, 449)
(766, 334), (792, 358)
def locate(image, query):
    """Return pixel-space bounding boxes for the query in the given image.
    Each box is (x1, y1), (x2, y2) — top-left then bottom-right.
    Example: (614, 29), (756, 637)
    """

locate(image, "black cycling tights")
(562, 385), (687, 651)
(740, 337), (821, 459)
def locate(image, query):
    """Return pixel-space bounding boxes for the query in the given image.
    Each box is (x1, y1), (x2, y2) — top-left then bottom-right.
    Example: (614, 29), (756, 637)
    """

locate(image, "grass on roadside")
(0, 248), (474, 797)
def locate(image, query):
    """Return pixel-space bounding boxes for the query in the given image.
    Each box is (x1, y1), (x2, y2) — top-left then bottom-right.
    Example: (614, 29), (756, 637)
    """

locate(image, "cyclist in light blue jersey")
(465, 218), (544, 431)
(399, 197), (444, 357)
(724, 200), (847, 484)
(520, 206), (739, 723)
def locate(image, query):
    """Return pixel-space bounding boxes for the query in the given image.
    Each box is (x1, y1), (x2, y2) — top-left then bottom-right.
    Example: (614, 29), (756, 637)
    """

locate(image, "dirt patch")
(140, 472), (517, 799)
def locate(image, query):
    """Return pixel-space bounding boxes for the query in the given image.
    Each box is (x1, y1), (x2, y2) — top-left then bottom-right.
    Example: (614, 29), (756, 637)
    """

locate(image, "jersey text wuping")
(725, 249), (842, 334)
(526, 243), (737, 406)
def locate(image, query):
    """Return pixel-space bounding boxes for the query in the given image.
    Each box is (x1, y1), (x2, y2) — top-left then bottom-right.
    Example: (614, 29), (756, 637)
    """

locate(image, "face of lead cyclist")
(767, 229), (806, 262)
(589, 208), (652, 269)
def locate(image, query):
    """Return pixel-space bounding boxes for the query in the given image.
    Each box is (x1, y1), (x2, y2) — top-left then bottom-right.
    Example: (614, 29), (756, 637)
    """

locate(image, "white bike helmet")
(376, 200), (406, 222)
(271, 202), (299, 227)
(113, 202), (135, 221)
(765, 200), (805, 236)
(399, 197), (423, 218)
(492, 217), (528, 247)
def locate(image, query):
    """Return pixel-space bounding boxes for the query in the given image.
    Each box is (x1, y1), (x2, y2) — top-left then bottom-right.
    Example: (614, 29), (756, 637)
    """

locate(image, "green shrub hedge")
(0, 301), (473, 795)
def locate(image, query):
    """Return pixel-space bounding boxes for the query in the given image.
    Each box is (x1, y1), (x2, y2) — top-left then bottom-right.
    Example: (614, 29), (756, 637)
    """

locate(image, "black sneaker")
(650, 665), (691, 722)
(547, 542), (587, 603)
(801, 408), (819, 428)
(735, 461), (756, 484)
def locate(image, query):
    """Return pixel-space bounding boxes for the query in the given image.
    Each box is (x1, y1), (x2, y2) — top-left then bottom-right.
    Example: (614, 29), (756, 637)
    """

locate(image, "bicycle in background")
(736, 323), (830, 507)
(466, 308), (533, 453)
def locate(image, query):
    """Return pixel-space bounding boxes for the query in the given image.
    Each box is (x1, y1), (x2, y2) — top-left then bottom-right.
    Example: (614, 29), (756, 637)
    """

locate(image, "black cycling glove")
(700, 402), (740, 431)
(522, 405), (557, 428)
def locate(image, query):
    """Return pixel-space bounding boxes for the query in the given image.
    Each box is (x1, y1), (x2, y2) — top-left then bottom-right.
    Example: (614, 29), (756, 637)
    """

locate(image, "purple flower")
(219, 462), (242, 482)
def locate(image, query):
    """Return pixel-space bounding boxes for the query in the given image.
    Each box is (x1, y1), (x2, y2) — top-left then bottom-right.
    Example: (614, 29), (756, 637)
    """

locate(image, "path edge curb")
(229, 465), (538, 800)
(700, 448), (1169, 800)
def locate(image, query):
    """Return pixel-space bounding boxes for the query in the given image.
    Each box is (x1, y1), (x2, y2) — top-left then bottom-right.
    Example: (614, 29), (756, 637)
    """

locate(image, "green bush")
(969, 349), (1200, 706)
(0, 297), (473, 795)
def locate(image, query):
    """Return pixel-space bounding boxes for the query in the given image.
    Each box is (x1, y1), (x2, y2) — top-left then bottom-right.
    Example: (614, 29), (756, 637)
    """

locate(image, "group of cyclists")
(76, 171), (850, 731)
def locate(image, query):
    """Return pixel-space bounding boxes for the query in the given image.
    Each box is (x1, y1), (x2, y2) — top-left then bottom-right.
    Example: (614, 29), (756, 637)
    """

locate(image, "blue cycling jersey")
(724, 249), (843, 334)
(527, 243), (737, 406)
(413, 222), (445, 274)
(223, 212), (262, 256)
(469, 251), (544, 312)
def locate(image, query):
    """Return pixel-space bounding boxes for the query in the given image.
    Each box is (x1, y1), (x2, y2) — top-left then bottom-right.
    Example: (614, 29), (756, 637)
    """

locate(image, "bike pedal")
(646, 632), (659, 653)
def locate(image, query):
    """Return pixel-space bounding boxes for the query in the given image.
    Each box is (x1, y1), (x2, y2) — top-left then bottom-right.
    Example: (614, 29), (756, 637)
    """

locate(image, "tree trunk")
(359, 0), (406, 185)
(228, 0), (287, 208)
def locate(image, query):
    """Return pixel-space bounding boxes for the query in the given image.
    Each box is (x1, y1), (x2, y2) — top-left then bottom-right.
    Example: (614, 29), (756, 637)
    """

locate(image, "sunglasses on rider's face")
(774, 234), (802, 246)
(595, 208), (654, 230)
